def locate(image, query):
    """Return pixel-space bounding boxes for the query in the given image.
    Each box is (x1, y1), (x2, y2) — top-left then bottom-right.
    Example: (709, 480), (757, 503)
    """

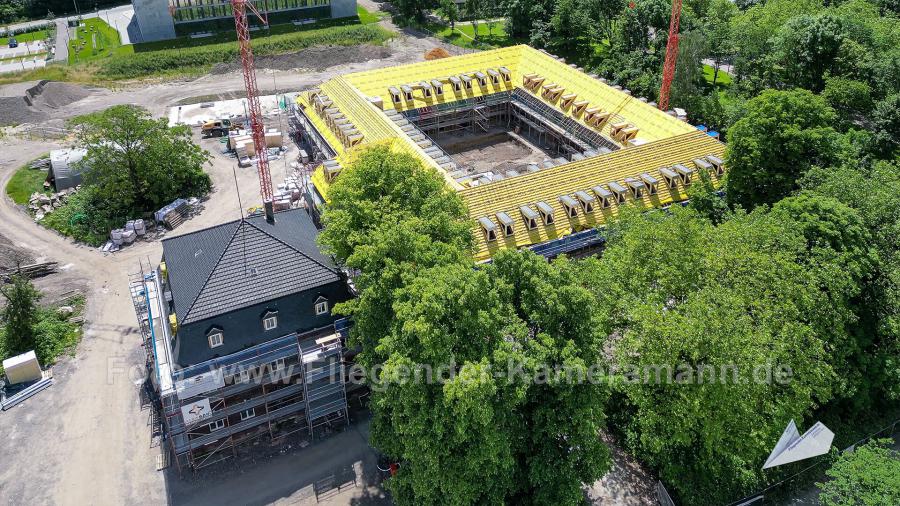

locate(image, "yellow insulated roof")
(296, 45), (726, 260)
(463, 131), (725, 259)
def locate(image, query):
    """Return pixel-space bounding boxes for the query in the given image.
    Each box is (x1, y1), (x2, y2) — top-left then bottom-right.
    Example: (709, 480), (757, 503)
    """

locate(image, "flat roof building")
(133, 0), (358, 42)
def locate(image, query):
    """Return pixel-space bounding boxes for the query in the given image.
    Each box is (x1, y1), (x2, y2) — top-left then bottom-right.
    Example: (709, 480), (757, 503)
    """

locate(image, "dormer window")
(475, 71), (487, 86)
(639, 173), (659, 195)
(461, 75), (473, 90)
(450, 76), (462, 92)
(625, 178), (646, 199)
(488, 69), (500, 85)
(520, 205), (539, 230)
(706, 155), (725, 175)
(315, 297), (329, 315)
(431, 79), (444, 96)
(207, 329), (224, 349)
(608, 182), (628, 204)
(401, 85), (414, 101)
(420, 81), (432, 98)
(537, 201), (555, 225)
(592, 185), (613, 208)
(479, 217), (498, 242)
(673, 164), (694, 185)
(693, 158), (713, 174)
(659, 167), (679, 189)
(496, 212), (514, 237)
(560, 195), (579, 218)
(499, 67), (511, 82)
(389, 86), (401, 104)
(575, 191), (595, 213)
(262, 311), (278, 331)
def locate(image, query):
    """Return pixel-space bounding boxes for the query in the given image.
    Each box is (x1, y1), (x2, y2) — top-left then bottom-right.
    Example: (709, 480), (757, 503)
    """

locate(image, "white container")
(2, 350), (42, 385)
(110, 229), (123, 245)
(134, 220), (146, 236)
(124, 220), (136, 232)
(122, 229), (136, 244)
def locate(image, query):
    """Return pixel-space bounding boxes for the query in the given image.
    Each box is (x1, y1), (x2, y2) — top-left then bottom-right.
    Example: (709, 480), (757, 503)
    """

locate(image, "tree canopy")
(725, 89), (839, 209)
(818, 439), (900, 506)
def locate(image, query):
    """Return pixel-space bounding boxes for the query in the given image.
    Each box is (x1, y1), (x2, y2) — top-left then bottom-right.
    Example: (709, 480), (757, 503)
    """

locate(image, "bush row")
(99, 24), (392, 79)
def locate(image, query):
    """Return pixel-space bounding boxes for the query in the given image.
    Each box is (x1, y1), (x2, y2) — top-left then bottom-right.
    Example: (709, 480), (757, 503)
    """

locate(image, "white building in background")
(132, 0), (358, 42)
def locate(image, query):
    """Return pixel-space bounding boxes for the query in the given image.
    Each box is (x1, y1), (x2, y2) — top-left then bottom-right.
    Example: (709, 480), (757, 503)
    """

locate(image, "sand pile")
(425, 47), (450, 60)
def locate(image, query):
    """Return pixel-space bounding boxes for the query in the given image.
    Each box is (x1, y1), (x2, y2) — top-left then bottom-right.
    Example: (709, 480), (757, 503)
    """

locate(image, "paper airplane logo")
(763, 420), (835, 469)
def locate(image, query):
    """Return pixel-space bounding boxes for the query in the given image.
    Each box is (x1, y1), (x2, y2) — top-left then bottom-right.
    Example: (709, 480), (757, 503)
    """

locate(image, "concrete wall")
(173, 279), (352, 368)
(330, 0), (357, 19)
(132, 0), (176, 42)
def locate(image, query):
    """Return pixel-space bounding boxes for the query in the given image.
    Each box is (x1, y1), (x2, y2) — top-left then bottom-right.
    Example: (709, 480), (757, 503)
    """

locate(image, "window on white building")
(208, 331), (223, 348)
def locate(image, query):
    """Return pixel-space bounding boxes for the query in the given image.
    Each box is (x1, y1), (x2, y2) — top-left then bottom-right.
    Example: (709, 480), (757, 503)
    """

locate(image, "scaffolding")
(134, 256), (353, 472)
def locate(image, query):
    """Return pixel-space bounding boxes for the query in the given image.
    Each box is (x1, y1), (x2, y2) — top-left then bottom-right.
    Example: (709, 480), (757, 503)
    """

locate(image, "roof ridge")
(243, 217), (338, 275)
(180, 220), (245, 323)
(161, 216), (240, 245)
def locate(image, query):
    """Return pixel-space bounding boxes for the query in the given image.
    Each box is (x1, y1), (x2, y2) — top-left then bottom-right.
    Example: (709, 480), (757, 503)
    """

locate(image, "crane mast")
(658, 0), (683, 112)
(232, 0), (275, 222)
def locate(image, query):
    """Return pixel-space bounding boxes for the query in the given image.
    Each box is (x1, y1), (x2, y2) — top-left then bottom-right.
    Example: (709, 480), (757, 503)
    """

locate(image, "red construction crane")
(658, 0), (683, 112)
(231, 0), (275, 222)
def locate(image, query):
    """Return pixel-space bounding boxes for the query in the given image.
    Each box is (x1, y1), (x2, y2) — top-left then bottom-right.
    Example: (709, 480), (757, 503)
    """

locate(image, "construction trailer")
(130, 208), (355, 471)
(291, 45), (728, 262)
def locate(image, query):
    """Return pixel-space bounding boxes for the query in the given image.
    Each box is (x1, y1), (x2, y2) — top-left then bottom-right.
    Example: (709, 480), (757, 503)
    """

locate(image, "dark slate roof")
(162, 209), (340, 325)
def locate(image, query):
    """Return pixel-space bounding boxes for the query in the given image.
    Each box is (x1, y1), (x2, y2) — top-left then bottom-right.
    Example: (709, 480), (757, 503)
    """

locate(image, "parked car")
(8, 38), (18, 48)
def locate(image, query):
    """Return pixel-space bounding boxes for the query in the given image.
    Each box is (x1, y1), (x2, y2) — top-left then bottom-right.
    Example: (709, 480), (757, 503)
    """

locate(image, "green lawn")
(6, 161), (49, 205)
(69, 18), (121, 63)
(0, 28), (50, 46)
(434, 22), (515, 49)
(704, 64), (733, 88)
(357, 5), (386, 25)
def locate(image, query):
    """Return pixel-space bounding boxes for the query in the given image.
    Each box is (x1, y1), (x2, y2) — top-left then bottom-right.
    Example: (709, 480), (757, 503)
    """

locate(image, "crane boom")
(658, 0), (682, 112)
(232, 0), (275, 221)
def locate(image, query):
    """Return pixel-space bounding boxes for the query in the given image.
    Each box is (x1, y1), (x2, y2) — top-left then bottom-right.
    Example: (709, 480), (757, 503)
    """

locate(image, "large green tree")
(0, 275), (42, 358)
(320, 145), (613, 505)
(725, 89), (839, 209)
(317, 143), (472, 369)
(772, 13), (847, 91)
(818, 439), (900, 506)
(581, 206), (844, 502)
(72, 105), (211, 217)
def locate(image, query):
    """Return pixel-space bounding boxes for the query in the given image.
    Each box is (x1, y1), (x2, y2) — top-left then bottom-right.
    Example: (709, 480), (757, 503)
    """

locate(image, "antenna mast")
(232, 0), (275, 222)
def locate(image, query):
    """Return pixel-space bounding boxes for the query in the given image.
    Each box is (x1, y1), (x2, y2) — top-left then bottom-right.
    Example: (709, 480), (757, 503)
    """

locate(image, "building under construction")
(290, 45), (726, 261)
(130, 208), (355, 471)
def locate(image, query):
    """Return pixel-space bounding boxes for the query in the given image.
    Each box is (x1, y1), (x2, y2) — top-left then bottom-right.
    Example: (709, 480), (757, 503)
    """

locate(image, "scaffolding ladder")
(128, 258), (154, 364)
(300, 335), (349, 437)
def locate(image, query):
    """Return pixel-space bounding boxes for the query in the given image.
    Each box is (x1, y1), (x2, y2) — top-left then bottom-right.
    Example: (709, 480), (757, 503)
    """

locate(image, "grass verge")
(99, 23), (392, 79)
(704, 64), (732, 89)
(5, 159), (49, 205)
(68, 18), (121, 63)
(0, 28), (50, 46)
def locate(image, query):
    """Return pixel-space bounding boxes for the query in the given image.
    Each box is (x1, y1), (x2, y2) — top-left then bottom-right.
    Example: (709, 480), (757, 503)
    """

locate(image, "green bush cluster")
(40, 186), (119, 246)
(99, 24), (392, 79)
(0, 292), (84, 373)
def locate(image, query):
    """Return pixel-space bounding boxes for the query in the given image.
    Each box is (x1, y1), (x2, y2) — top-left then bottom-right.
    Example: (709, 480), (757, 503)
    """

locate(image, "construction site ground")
(0, 23), (655, 505)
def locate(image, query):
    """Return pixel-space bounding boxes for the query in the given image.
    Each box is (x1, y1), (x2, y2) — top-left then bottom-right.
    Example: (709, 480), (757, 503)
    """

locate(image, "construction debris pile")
(29, 187), (78, 221)
(102, 219), (148, 252)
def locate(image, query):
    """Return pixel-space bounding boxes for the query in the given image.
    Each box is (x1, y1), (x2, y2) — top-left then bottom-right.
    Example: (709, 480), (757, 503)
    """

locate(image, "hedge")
(99, 23), (392, 79)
